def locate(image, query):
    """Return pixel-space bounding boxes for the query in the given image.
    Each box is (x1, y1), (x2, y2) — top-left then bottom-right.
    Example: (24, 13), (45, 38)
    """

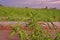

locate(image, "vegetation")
(0, 6), (60, 21)
(10, 13), (52, 40)
(0, 6), (60, 40)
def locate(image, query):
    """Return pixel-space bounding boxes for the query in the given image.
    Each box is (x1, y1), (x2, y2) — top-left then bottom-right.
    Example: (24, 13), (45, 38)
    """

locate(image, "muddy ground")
(0, 22), (60, 40)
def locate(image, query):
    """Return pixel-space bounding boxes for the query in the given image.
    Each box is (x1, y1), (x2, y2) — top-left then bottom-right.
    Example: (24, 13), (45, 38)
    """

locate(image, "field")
(0, 6), (60, 21)
(0, 6), (60, 40)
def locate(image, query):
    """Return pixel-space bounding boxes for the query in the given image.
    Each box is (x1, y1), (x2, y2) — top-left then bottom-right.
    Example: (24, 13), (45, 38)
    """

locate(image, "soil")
(0, 22), (60, 40)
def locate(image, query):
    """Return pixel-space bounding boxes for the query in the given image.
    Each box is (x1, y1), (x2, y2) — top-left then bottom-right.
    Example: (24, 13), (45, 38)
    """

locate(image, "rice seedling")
(0, 6), (60, 40)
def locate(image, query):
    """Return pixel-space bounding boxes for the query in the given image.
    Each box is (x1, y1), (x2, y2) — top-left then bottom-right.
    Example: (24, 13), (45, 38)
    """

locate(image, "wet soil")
(0, 22), (60, 40)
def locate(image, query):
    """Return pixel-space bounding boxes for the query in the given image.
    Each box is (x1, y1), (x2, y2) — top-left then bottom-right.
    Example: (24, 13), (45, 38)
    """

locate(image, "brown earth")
(0, 22), (60, 40)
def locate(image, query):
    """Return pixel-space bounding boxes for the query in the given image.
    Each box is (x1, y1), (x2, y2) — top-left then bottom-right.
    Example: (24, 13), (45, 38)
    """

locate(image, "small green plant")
(54, 32), (60, 40)
(10, 11), (53, 40)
